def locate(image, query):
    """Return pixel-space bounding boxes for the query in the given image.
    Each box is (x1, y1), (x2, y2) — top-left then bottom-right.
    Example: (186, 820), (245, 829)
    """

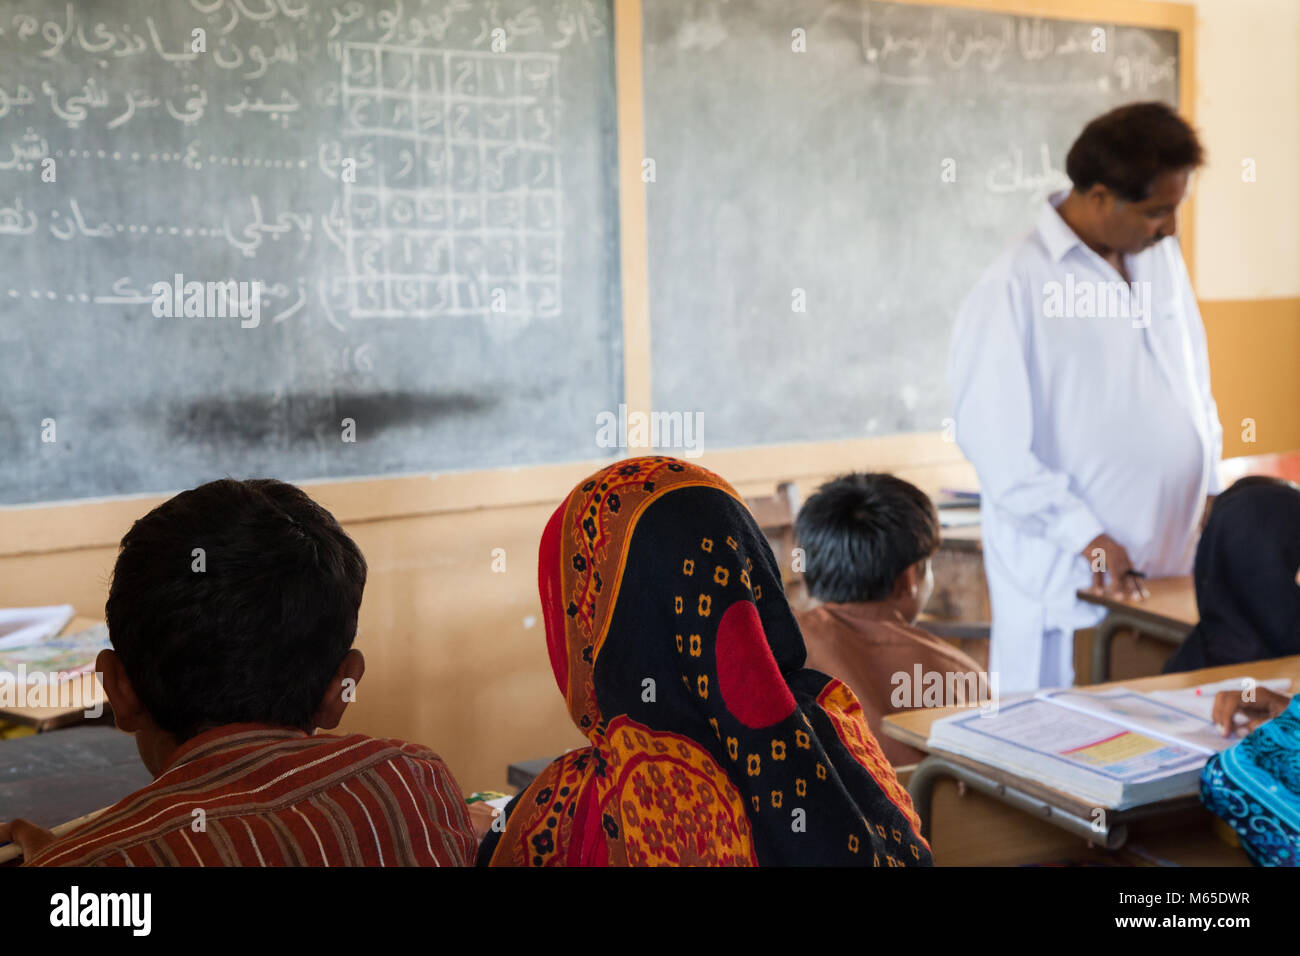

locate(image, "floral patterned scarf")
(479, 457), (931, 866)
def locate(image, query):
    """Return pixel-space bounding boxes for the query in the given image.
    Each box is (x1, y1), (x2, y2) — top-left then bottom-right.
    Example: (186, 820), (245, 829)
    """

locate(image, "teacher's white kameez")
(948, 190), (1223, 692)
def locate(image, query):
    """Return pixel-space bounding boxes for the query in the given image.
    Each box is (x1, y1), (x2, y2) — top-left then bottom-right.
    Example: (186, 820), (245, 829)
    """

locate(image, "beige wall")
(1188, 0), (1300, 299)
(1186, 0), (1300, 459)
(3, 0), (1297, 795)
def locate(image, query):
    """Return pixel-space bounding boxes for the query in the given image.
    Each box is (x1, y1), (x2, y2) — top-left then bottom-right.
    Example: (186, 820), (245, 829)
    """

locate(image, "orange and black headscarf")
(479, 457), (931, 866)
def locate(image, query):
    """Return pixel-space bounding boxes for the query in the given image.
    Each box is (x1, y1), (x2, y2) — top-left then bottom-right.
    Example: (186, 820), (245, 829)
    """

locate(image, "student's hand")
(1082, 533), (1148, 600)
(466, 801), (500, 843)
(1212, 687), (1291, 737)
(0, 819), (56, 861)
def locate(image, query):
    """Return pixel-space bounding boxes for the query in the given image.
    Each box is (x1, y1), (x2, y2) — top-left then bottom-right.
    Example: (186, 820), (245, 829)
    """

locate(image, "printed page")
(1040, 689), (1241, 755)
(0, 623), (110, 681)
(944, 699), (1205, 782)
(1146, 678), (1293, 725)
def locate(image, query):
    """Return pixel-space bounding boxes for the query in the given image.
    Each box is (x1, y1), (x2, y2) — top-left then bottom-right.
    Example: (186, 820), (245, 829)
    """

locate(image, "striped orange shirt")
(26, 724), (477, 867)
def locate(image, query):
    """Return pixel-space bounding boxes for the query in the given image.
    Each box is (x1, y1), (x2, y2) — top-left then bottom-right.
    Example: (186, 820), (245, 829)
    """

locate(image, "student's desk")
(1077, 577), (1197, 683)
(0, 617), (110, 733)
(0, 725), (148, 838)
(881, 656), (1300, 866)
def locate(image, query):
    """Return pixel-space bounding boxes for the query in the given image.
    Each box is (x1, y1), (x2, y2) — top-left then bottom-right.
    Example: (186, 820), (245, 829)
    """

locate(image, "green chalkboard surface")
(0, 0), (622, 505)
(644, 0), (1179, 448)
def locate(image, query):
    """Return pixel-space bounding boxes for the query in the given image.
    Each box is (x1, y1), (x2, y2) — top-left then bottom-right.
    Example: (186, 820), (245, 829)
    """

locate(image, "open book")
(927, 680), (1291, 809)
(0, 622), (110, 682)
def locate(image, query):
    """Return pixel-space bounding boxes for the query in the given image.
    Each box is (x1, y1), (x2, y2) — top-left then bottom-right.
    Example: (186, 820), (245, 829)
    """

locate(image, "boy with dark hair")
(795, 473), (982, 766)
(1, 478), (476, 866)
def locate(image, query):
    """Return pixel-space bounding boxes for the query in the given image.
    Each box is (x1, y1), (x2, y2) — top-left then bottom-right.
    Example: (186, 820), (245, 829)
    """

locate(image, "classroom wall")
(1186, 0), (1300, 458)
(1187, 0), (1300, 301)
(2, 0), (1297, 793)
(0, 445), (977, 792)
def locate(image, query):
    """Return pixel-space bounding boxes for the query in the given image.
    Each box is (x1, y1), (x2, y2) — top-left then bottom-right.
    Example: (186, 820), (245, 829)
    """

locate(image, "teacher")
(948, 102), (1222, 693)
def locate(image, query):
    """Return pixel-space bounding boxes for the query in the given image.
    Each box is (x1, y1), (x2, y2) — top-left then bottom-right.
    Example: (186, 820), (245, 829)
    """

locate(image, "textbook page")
(932, 698), (1206, 786)
(1145, 678), (1292, 726)
(1037, 689), (1231, 755)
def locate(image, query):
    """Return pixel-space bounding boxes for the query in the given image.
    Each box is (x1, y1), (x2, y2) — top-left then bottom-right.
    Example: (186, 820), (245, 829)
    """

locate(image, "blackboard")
(0, 0), (622, 505)
(643, 0), (1180, 449)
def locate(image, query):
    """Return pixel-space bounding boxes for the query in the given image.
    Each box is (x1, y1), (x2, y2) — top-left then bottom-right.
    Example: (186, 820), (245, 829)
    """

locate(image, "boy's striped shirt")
(26, 725), (477, 867)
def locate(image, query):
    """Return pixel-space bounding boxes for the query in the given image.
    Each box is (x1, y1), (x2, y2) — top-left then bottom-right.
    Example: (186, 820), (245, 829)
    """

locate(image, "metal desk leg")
(907, 755), (1127, 850)
(1090, 613), (1125, 684)
(1089, 611), (1192, 684)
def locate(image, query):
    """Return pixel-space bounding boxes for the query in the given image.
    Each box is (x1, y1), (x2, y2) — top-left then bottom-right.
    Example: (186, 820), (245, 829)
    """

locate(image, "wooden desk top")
(1076, 574), (1197, 628)
(0, 725), (149, 830)
(883, 654), (1300, 754)
(0, 616), (109, 731)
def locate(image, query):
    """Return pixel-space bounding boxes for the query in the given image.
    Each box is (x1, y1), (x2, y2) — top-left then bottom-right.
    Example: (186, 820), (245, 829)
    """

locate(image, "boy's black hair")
(1066, 101), (1205, 202)
(795, 473), (939, 604)
(105, 478), (367, 742)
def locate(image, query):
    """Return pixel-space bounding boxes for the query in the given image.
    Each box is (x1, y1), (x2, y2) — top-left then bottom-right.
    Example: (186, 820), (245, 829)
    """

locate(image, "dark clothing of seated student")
(792, 473), (984, 767)
(1164, 476), (1300, 674)
(1, 479), (476, 866)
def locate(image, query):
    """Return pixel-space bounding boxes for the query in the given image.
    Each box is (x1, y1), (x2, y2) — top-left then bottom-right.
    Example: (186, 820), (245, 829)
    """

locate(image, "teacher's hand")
(1082, 533), (1148, 600)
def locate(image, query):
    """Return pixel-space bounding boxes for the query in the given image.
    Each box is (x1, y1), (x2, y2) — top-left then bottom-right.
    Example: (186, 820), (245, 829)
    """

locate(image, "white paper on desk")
(0, 605), (74, 651)
(938, 510), (982, 528)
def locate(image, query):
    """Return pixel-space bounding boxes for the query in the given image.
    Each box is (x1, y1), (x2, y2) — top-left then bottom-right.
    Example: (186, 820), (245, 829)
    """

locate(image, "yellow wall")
(1187, 0), (1300, 460)
(1203, 298), (1300, 458)
(2, 0), (1297, 794)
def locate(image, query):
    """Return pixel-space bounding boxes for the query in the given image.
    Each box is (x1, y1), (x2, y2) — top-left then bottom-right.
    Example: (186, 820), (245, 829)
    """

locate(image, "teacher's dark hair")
(105, 478), (367, 742)
(1066, 101), (1205, 202)
(795, 473), (939, 604)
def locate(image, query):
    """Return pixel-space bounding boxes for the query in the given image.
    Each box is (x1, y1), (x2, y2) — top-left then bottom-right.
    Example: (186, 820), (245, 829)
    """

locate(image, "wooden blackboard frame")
(0, 0), (1196, 557)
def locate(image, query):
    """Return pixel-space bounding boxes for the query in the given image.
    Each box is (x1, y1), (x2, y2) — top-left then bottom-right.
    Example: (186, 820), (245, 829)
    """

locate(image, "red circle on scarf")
(714, 599), (796, 728)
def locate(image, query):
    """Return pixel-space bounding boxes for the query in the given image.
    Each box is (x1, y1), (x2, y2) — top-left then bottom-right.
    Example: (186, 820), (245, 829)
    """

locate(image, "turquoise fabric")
(1200, 695), (1300, 866)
